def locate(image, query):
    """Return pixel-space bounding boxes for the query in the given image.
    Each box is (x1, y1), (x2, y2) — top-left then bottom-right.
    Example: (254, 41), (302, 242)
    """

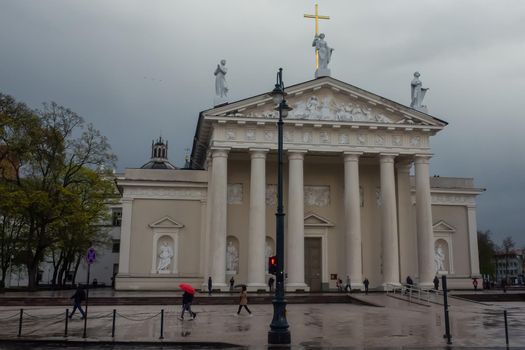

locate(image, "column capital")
(414, 154), (433, 164)
(288, 150), (307, 160)
(343, 152), (362, 162)
(249, 148), (269, 159)
(211, 147), (230, 158)
(396, 159), (413, 173)
(379, 153), (398, 163)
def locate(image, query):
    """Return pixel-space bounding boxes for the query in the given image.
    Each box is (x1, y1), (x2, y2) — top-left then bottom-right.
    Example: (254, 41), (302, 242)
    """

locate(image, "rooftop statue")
(312, 33), (333, 78)
(214, 59), (228, 106)
(410, 71), (429, 113)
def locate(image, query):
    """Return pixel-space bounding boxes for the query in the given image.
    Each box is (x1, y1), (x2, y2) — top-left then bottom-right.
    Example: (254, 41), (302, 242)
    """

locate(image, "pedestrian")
(179, 291), (197, 321)
(268, 276), (274, 292)
(345, 275), (352, 292)
(405, 276), (413, 295)
(208, 276), (212, 296)
(501, 278), (507, 293)
(336, 278), (342, 292)
(229, 276), (235, 291)
(433, 276), (440, 290)
(363, 278), (370, 295)
(69, 286), (86, 319)
(472, 278), (478, 291)
(237, 285), (252, 316)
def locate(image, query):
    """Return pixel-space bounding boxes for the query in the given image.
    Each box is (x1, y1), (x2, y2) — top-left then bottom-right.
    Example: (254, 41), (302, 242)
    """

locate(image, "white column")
(415, 154), (435, 288)
(286, 150), (308, 291)
(396, 160), (417, 280)
(117, 198), (133, 275)
(467, 205), (481, 276)
(344, 152), (363, 289)
(210, 148), (229, 289)
(380, 154), (400, 287)
(247, 149), (268, 290)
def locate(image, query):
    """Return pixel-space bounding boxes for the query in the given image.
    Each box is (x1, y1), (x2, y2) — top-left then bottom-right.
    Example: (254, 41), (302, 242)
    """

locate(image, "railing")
(385, 283), (441, 305)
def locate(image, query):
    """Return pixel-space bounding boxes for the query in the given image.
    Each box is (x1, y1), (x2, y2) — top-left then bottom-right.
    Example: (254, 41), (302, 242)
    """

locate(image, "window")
(112, 240), (120, 253)
(112, 208), (122, 226)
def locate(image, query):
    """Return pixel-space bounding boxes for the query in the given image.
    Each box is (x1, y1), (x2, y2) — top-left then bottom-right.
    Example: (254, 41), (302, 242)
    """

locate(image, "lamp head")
(278, 100), (293, 118)
(269, 84), (285, 105)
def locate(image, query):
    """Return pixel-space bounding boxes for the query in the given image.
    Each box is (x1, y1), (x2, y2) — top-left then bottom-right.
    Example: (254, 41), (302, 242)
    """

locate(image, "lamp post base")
(268, 329), (291, 345)
(268, 297), (291, 345)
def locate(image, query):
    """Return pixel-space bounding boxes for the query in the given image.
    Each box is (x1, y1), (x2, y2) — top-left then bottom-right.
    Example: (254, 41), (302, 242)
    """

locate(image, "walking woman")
(237, 285), (252, 316)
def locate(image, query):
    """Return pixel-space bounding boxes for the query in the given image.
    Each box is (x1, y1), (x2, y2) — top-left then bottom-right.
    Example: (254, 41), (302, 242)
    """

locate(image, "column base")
(417, 282), (434, 290)
(201, 282), (229, 292)
(349, 283), (364, 291)
(382, 282), (401, 291)
(285, 282), (309, 292)
(247, 283), (267, 292)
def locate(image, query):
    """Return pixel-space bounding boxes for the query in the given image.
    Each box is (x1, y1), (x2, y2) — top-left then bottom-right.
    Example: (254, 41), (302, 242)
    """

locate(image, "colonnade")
(208, 147), (435, 290)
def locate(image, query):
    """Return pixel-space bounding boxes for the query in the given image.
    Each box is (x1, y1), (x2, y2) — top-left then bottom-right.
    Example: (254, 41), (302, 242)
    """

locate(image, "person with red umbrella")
(179, 283), (197, 321)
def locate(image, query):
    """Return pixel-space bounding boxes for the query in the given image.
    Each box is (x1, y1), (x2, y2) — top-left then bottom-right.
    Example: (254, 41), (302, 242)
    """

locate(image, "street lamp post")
(268, 68), (292, 345)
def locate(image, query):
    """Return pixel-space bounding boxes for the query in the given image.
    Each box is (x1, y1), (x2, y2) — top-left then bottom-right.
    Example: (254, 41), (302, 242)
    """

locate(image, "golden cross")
(304, 0), (330, 69)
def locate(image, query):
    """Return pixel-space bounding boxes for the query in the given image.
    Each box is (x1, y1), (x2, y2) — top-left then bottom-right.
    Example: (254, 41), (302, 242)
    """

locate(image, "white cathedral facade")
(115, 76), (484, 291)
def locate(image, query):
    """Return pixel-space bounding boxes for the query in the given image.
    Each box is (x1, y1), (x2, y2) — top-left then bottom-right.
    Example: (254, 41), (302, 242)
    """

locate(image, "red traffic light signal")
(268, 255), (277, 275)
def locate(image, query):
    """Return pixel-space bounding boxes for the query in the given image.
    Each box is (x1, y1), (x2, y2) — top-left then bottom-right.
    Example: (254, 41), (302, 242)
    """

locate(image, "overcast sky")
(1, 0), (524, 247)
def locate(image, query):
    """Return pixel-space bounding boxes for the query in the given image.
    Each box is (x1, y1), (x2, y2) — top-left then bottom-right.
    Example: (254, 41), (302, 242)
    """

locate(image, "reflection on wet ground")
(1, 297), (525, 348)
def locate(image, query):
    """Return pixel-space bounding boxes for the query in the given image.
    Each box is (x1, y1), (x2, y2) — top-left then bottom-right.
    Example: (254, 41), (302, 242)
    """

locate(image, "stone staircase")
(0, 292), (375, 307)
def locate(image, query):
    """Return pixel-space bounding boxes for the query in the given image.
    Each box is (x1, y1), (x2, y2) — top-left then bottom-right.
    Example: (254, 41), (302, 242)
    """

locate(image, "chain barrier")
(0, 311), (21, 321)
(115, 310), (161, 322)
(23, 311), (64, 320)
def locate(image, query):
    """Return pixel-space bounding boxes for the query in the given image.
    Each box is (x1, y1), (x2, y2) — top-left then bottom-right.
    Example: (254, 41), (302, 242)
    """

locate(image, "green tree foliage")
(0, 93), (117, 289)
(477, 230), (497, 277)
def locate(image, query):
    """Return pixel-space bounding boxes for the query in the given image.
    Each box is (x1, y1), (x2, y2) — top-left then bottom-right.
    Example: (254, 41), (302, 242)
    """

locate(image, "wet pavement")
(1, 294), (524, 348)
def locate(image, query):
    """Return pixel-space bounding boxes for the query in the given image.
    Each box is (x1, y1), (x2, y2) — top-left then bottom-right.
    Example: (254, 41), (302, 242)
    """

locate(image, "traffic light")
(268, 255), (277, 275)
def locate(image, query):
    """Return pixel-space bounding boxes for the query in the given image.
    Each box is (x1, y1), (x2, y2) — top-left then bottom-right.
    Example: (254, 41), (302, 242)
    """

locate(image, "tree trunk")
(72, 254), (81, 285)
(26, 264), (38, 290)
(51, 251), (64, 287)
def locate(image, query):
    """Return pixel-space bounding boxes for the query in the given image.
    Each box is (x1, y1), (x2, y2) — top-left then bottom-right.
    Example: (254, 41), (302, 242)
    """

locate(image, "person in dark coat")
(69, 286), (86, 319)
(268, 277), (274, 292)
(433, 276), (440, 290)
(472, 278), (478, 290)
(363, 278), (370, 295)
(179, 291), (196, 320)
(405, 276), (414, 295)
(229, 276), (235, 291)
(207, 276), (212, 296)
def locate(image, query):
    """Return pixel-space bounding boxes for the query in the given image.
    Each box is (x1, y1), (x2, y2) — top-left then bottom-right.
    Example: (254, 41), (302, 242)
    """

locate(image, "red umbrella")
(179, 283), (195, 294)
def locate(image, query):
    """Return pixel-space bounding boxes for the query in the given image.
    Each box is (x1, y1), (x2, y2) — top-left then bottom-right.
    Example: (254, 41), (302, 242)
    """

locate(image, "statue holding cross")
(304, 1), (333, 78)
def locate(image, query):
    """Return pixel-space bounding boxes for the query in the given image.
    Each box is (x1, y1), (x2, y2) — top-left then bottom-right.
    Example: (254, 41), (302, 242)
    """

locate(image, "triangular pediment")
(204, 77), (447, 128)
(149, 216), (184, 229)
(304, 212), (335, 227)
(432, 220), (455, 233)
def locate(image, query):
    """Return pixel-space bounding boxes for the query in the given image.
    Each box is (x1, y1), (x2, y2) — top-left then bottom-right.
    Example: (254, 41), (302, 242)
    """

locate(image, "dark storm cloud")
(1, 0), (524, 245)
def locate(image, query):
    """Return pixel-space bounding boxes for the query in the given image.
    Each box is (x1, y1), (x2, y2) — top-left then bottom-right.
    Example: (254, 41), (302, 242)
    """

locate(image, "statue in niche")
(312, 33), (334, 70)
(410, 72), (429, 112)
(226, 240), (239, 272)
(214, 59), (228, 105)
(435, 244), (446, 272)
(157, 241), (173, 272)
(265, 242), (274, 272)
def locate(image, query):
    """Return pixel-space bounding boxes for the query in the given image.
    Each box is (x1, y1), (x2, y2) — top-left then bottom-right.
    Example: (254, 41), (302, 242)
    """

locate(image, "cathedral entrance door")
(305, 237), (322, 292)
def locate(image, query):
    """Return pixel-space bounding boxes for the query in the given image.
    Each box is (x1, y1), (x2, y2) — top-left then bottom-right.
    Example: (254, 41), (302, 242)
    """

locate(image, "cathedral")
(114, 68), (484, 291)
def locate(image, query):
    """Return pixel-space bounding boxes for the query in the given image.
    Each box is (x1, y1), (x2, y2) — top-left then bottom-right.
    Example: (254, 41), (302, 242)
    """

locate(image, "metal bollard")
(17, 308), (23, 337)
(504, 310), (509, 347)
(442, 275), (452, 345)
(64, 309), (69, 337)
(159, 309), (164, 340)
(111, 309), (116, 338)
